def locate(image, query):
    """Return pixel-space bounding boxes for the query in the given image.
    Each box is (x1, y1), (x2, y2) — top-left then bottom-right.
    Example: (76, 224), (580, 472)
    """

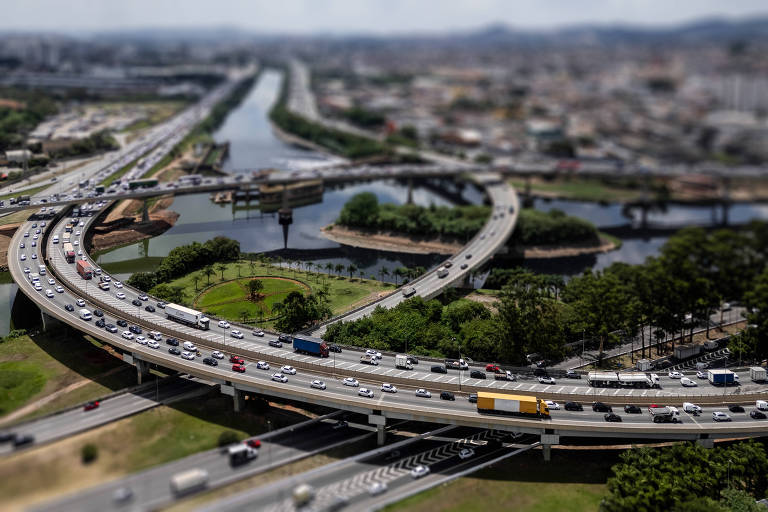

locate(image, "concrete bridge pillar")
(141, 200), (150, 223)
(540, 433), (558, 462)
(406, 177), (414, 205)
(697, 437), (714, 449)
(135, 359), (149, 385)
(233, 389), (244, 413)
(542, 444), (552, 462)
(369, 414), (386, 446)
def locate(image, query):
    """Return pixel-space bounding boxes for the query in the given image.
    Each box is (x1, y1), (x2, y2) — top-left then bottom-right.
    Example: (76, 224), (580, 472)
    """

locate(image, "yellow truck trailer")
(476, 392), (551, 419)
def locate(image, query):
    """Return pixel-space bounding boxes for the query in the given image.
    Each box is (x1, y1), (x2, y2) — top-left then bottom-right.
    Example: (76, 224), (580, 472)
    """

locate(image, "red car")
(230, 355), (244, 365)
(83, 401), (100, 411)
(232, 364), (246, 373)
(485, 364), (500, 373)
(246, 439), (261, 449)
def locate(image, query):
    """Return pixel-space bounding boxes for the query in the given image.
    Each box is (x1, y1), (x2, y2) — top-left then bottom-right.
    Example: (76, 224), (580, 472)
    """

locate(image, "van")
(683, 402), (702, 414)
(757, 400), (768, 411)
(436, 267), (449, 278)
(79, 309), (92, 321)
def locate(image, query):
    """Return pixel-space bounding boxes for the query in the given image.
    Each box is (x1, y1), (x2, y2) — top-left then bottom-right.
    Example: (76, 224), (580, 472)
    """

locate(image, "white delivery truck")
(170, 468), (209, 495)
(395, 354), (413, 370)
(648, 406), (681, 423)
(228, 444), (258, 465)
(79, 309), (92, 321)
(756, 400), (768, 411)
(682, 402), (702, 415)
(165, 303), (210, 330)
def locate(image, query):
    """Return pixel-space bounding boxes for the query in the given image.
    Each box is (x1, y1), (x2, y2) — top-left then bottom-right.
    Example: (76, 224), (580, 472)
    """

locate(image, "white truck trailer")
(165, 303), (210, 330)
(169, 468), (209, 495)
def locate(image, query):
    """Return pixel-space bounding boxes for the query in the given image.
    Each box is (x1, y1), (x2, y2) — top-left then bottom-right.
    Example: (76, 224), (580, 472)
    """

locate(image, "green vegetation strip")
(0, 183), (51, 202)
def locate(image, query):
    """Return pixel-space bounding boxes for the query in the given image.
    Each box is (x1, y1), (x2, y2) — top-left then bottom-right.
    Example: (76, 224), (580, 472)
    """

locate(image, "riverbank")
(320, 224), (619, 258)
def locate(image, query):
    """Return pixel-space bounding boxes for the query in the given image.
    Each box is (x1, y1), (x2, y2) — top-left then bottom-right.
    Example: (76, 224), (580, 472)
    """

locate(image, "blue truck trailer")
(708, 369), (736, 386)
(293, 336), (329, 358)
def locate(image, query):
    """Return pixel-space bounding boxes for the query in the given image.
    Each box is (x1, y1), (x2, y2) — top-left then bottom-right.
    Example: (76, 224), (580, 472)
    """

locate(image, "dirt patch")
(90, 209), (179, 252)
(465, 291), (500, 313)
(0, 223), (22, 268)
(321, 225), (461, 255)
(515, 235), (618, 259)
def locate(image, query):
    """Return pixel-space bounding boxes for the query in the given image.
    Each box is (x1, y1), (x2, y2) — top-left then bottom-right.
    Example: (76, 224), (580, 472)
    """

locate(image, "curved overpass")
(6, 202), (768, 443)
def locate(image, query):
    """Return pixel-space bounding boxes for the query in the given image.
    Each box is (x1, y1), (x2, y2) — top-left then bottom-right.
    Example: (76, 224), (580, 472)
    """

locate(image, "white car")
(113, 281), (123, 288)
(545, 400), (560, 410)
(366, 349), (382, 359)
(668, 371), (683, 379)
(310, 380), (326, 390)
(381, 383), (397, 393)
(680, 377), (698, 387)
(343, 377), (359, 387)
(211, 351), (224, 359)
(121, 331), (134, 340)
(23, 267), (30, 274)
(272, 373), (288, 383)
(368, 482), (388, 496)
(147, 340), (159, 349)
(410, 465), (430, 479)
(358, 388), (374, 398)
(252, 329), (264, 337)
(458, 448), (475, 460)
(31, 253), (37, 259)
(116, 292), (126, 299)
(181, 351), (195, 361)
(281, 365), (297, 375)
(75, 230), (81, 236)
(538, 376), (556, 385)
(135, 336), (147, 345)
(218, 320), (230, 329)
(712, 411), (732, 422)
(55, 286), (64, 293)
(73, 240), (79, 246)
(45, 289), (54, 298)
(47, 278), (55, 285)
(231, 330), (244, 339)
(415, 388), (431, 398)
(256, 361), (270, 370)
(696, 371), (707, 379)
(19, 254), (25, 261)
(76, 298), (86, 307)
(183, 341), (197, 351)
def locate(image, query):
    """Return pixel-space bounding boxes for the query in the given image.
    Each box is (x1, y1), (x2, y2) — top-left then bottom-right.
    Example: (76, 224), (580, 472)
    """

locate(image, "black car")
(728, 404), (746, 413)
(131, 299), (142, 307)
(592, 402), (613, 413)
(93, 309), (103, 317)
(129, 325), (142, 334)
(328, 344), (342, 353)
(166, 337), (179, 346)
(440, 391), (455, 401)
(168, 347), (181, 355)
(278, 334), (292, 344)
(116, 319), (128, 327)
(460, 263), (468, 269)
(0, 431), (13, 443)
(145, 305), (155, 313)
(203, 357), (218, 367)
(64, 304), (74, 312)
(604, 413), (622, 422)
(407, 356), (419, 365)
(469, 370), (486, 379)
(268, 340), (282, 348)
(105, 324), (117, 333)
(468, 393), (478, 403)
(624, 404), (642, 414)
(431, 365), (447, 374)
(95, 318), (105, 328)
(564, 402), (583, 411)
(12, 434), (34, 448)
(750, 410), (767, 419)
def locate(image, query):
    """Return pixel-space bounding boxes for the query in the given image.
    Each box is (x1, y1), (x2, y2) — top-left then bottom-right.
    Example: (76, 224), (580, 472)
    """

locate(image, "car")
(55, 285), (64, 293)
(211, 351), (224, 359)
(45, 289), (54, 298)
(440, 391), (455, 401)
(64, 303), (75, 312)
(415, 388), (431, 398)
(271, 373), (288, 383)
(131, 299), (142, 307)
(470, 370), (486, 379)
(145, 305), (155, 313)
(538, 376), (556, 385)
(138, 294), (148, 301)
(33, 283), (42, 291)
(256, 361), (270, 370)
(19, 243), (24, 249)
(183, 341), (197, 351)
(231, 330), (244, 339)
(728, 405), (746, 413)
(113, 281), (123, 288)
(23, 232), (28, 237)
(75, 230), (81, 236)
(565, 369), (582, 379)
(71, 241), (77, 247)
(129, 325), (142, 334)
(624, 404), (642, 414)
(116, 292), (126, 300)
(368, 482), (388, 496)
(168, 347), (181, 355)
(485, 364), (500, 372)
(381, 383), (397, 393)
(165, 337), (179, 347)
(93, 309), (103, 317)
(218, 320), (231, 328)
(593, 402), (613, 412)
(668, 371), (683, 379)
(431, 365), (447, 374)
(680, 377), (698, 387)
(203, 357), (218, 366)
(121, 331), (134, 340)
(460, 263), (468, 269)
(95, 318), (105, 328)
(696, 370), (707, 379)
(135, 336), (147, 345)
(245, 439), (262, 449)
(410, 465), (430, 479)
(23, 267), (30, 274)
(83, 401), (100, 411)
(268, 339), (282, 348)
(564, 402), (583, 411)
(252, 329), (264, 337)
(310, 380), (326, 390)
(604, 413), (623, 422)
(116, 319), (128, 327)
(713, 411), (732, 422)
(232, 364), (246, 373)
(366, 349), (382, 359)
(545, 400), (560, 410)
(750, 410), (767, 419)
(343, 377), (359, 387)
(76, 298), (86, 307)
(31, 241), (37, 247)
(112, 487), (133, 504)
(281, 365), (297, 375)
(278, 334), (292, 344)
(47, 278), (55, 285)
(148, 340), (160, 349)
(468, 393), (478, 403)
(458, 448), (475, 460)
(329, 344), (342, 353)
(181, 351), (195, 361)
(105, 324), (117, 333)
(358, 388), (374, 398)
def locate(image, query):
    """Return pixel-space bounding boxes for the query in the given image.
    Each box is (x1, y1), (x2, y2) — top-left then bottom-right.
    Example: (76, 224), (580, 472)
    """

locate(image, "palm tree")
(346, 263), (357, 280)
(203, 265), (215, 285)
(325, 262), (333, 276)
(392, 268), (402, 286)
(192, 274), (201, 292)
(359, 270), (365, 281)
(236, 264), (242, 278)
(216, 264), (227, 281)
(379, 267), (390, 283)
(240, 310), (248, 323)
(334, 263), (344, 277)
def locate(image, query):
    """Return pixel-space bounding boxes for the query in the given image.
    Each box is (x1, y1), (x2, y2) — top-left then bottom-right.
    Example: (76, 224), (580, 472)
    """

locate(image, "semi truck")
(708, 369), (736, 386)
(292, 336), (329, 357)
(228, 444), (258, 465)
(476, 392), (551, 419)
(76, 259), (93, 279)
(618, 372), (654, 388)
(395, 354), (413, 370)
(648, 406), (681, 423)
(169, 468), (209, 495)
(63, 242), (75, 263)
(750, 367), (767, 382)
(588, 371), (655, 388)
(165, 304), (210, 330)
(587, 371), (620, 387)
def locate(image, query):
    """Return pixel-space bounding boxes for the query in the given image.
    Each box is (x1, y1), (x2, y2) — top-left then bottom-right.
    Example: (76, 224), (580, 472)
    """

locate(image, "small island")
(321, 192), (618, 258)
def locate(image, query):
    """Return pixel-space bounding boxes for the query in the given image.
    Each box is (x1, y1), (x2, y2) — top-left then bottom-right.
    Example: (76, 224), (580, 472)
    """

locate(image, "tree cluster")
(274, 290), (332, 333)
(47, 130), (119, 159)
(0, 88), (57, 151)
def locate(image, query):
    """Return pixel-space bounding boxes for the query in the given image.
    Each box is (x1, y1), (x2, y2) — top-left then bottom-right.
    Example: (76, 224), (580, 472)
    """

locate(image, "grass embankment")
(509, 177), (646, 203)
(120, 101), (188, 133)
(0, 184), (51, 202)
(0, 389), (324, 511)
(0, 331), (135, 423)
(384, 448), (615, 512)
(160, 259), (391, 328)
(196, 277), (307, 321)
(98, 256), (166, 275)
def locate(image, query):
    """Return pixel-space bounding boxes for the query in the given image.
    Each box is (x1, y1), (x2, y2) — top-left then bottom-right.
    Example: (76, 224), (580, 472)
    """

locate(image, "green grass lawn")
(196, 277), (308, 322)
(384, 448), (616, 512)
(509, 178), (642, 203)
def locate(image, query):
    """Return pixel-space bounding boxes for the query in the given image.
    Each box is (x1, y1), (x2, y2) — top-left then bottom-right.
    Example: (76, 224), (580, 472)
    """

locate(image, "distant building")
(4, 149), (31, 163)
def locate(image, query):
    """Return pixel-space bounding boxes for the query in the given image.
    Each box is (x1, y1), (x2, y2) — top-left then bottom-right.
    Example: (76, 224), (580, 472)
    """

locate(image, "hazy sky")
(6, 0), (768, 33)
